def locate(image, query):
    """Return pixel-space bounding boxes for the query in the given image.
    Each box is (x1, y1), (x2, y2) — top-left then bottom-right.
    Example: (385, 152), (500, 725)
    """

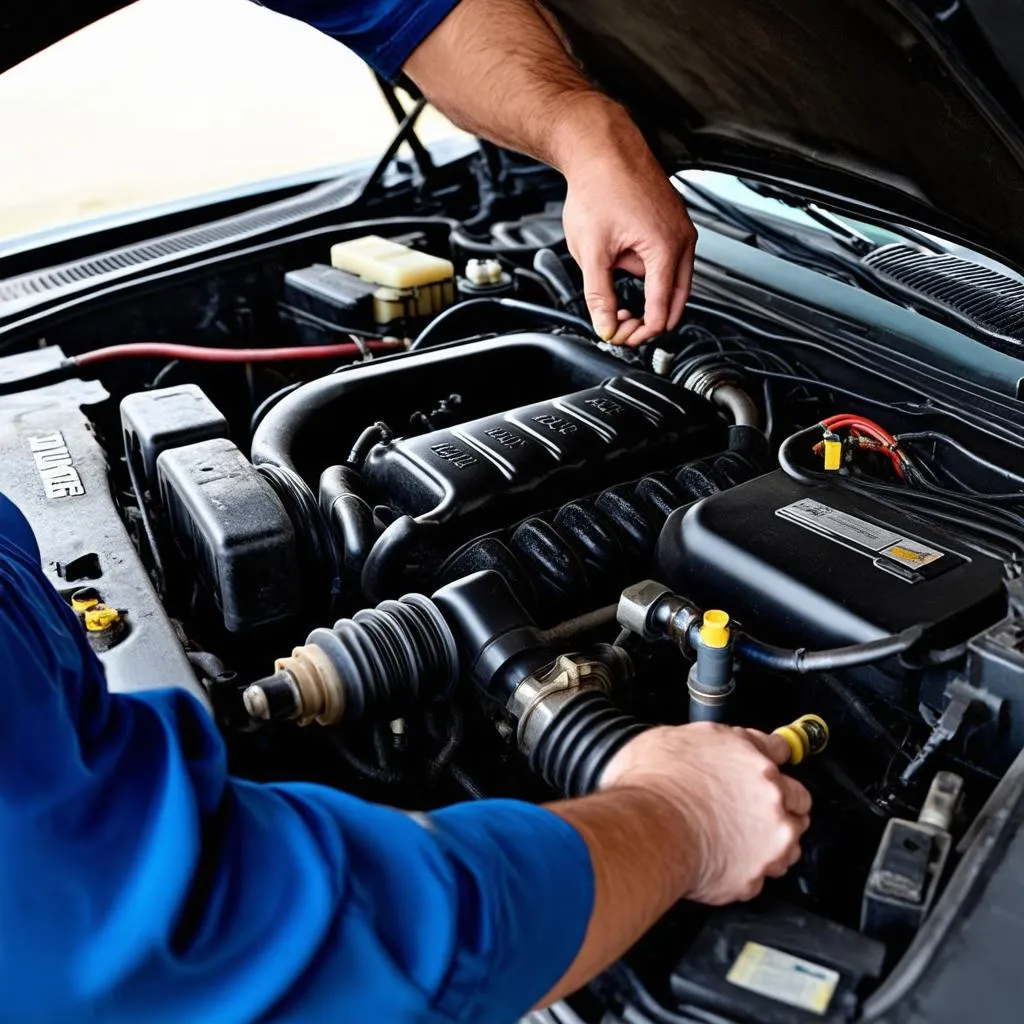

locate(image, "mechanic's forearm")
(536, 787), (698, 1007)
(402, 0), (637, 177)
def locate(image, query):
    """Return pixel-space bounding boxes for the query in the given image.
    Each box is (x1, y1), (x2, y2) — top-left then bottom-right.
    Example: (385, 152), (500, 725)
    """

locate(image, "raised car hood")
(5, 1), (1024, 270)
(546, 0), (1024, 269)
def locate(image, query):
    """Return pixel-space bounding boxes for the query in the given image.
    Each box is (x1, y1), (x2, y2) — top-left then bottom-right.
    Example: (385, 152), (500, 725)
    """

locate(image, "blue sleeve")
(258, 0), (463, 78)
(0, 491), (594, 1023)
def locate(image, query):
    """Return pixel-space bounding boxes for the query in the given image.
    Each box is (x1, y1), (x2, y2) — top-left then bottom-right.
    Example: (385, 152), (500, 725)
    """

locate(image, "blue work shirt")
(0, 491), (593, 1022)
(258, 0), (463, 78)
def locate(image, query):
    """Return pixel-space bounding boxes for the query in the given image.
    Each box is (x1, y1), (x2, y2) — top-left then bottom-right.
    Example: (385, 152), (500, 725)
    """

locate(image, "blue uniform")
(0, 487), (593, 1021)
(259, 0), (464, 77)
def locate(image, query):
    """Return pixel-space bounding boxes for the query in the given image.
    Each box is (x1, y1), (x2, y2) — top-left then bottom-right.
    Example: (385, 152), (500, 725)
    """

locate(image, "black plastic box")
(670, 902), (885, 1023)
(157, 438), (299, 632)
(283, 264), (377, 329)
(657, 471), (1007, 649)
(121, 384), (228, 489)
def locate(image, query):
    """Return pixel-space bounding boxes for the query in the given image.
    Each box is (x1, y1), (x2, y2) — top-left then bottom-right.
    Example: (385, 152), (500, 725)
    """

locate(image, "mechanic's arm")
(540, 726), (809, 1006)
(0, 491), (805, 1021)
(403, 0), (696, 346)
(260, 0), (694, 345)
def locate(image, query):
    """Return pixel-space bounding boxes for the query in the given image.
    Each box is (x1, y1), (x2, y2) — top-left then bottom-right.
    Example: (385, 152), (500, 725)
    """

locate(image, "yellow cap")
(794, 714), (830, 755)
(773, 714), (830, 765)
(700, 609), (731, 649)
(84, 606), (121, 632)
(823, 438), (843, 471)
(71, 591), (100, 612)
(774, 725), (807, 765)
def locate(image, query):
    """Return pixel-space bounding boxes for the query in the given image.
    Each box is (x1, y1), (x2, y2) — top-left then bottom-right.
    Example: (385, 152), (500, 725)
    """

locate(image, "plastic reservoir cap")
(331, 235), (454, 289)
(700, 609), (731, 648)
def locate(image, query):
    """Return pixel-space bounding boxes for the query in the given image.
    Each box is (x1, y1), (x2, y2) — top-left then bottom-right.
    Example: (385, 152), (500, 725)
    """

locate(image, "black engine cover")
(362, 372), (724, 530)
(657, 471), (1007, 649)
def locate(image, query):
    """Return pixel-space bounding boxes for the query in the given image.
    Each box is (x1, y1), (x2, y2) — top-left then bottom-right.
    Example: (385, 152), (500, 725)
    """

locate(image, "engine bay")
(2, 161), (1024, 1022)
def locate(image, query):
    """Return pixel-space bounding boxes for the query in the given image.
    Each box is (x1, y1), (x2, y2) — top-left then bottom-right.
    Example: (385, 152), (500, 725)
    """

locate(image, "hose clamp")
(509, 654), (617, 756)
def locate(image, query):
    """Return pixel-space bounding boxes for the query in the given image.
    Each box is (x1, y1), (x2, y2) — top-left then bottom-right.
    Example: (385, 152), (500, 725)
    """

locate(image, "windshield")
(0, 0), (462, 248)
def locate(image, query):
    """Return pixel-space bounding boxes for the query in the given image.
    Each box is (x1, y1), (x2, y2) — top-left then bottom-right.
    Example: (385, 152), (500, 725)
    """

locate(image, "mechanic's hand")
(561, 115), (697, 348)
(599, 722), (811, 905)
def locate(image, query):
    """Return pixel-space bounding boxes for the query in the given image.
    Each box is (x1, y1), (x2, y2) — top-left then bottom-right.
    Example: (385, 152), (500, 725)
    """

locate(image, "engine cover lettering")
(532, 413), (579, 436)
(484, 427), (526, 450)
(430, 442), (478, 469)
(362, 373), (723, 525)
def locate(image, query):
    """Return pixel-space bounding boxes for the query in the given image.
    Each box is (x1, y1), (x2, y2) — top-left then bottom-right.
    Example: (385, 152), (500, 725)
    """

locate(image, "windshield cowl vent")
(0, 174), (365, 320)
(863, 243), (1024, 350)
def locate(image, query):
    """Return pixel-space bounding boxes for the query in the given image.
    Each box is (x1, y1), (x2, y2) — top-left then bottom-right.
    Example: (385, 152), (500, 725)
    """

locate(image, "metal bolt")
(243, 684), (271, 720)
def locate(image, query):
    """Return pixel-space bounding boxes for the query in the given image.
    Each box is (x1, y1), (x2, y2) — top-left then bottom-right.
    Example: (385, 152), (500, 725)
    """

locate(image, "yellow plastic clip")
(773, 714), (830, 765)
(71, 590), (100, 612)
(823, 437), (843, 471)
(84, 605), (121, 633)
(699, 609), (731, 649)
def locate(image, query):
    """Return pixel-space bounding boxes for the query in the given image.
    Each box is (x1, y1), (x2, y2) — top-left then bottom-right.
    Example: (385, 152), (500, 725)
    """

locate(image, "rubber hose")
(307, 594), (459, 722)
(360, 515), (424, 604)
(529, 690), (648, 797)
(347, 421), (392, 468)
(532, 248), (583, 315)
(258, 462), (341, 606)
(735, 624), (924, 674)
(778, 424), (828, 486)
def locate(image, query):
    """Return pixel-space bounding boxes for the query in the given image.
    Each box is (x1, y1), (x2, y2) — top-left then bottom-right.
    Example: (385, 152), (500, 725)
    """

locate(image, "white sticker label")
(777, 498), (945, 575)
(778, 498), (901, 551)
(726, 942), (839, 1015)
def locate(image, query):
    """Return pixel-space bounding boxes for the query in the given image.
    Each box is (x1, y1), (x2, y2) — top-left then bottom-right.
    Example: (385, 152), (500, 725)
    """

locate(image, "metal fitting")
(508, 649), (630, 757)
(617, 580), (700, 645)
(682, 367), (759, 429)
(242, 643), (344, 726)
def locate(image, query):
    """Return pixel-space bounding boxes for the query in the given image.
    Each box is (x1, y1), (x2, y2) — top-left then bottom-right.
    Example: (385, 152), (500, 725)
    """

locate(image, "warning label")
(726, 942), (839, 1015)
(777, 498), (944, 578)
(778, 498), (901, 551)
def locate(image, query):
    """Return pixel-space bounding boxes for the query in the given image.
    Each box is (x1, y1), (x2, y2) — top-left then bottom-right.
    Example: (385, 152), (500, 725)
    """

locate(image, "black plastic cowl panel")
(863, 244), (1024, 350)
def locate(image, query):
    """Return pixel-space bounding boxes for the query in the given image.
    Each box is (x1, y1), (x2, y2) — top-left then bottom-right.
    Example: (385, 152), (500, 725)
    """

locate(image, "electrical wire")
(687, 298), (1023, 446)
(408, 296), (594, 351)
(150, 360), (181, 389)
(897, 431), (1024, 492)
(778, 423), (1024, 572)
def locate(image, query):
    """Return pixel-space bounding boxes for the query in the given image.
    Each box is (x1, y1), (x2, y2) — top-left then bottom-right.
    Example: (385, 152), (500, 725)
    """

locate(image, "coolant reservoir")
(331, 235), (455, 324)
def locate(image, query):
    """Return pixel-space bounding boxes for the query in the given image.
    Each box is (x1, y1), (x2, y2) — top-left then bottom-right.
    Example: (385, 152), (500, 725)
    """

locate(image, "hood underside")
(5, 1), (1024, 270)
(546, 0), (1024, 269)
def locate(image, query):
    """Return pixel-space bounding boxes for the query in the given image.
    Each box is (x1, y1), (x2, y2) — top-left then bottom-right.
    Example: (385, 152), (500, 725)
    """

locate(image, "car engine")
(2, 179), (1023, 1022)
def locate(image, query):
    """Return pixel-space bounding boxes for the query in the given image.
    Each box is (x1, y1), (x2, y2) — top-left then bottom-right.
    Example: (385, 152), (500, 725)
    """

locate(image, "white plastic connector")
(465, 258), (504, 286)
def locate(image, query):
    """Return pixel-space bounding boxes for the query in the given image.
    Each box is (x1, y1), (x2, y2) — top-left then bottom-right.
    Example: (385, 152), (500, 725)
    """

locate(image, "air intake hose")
(434, 570), (645, 796)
